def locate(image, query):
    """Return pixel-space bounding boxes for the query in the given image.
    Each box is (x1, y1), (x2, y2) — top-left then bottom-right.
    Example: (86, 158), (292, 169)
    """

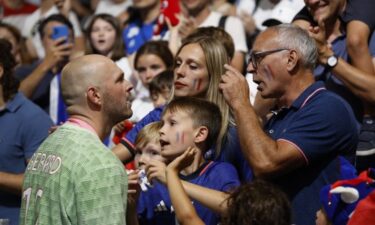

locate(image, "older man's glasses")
(249, 48), (289, 70)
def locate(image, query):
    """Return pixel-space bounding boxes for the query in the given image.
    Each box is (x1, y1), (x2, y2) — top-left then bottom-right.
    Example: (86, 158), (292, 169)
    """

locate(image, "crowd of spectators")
(1, 0), (375, 225)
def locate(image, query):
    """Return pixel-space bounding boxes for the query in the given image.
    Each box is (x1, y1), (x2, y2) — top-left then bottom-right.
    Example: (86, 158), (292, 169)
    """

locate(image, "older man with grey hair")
(219, 24), (359, 225)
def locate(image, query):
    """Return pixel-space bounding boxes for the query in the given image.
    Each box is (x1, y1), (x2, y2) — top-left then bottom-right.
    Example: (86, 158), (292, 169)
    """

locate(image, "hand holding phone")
(42, 24), (73, 71)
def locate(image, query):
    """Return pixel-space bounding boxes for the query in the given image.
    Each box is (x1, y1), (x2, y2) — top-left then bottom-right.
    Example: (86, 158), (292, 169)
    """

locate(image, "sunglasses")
(249, 48), (289, 70)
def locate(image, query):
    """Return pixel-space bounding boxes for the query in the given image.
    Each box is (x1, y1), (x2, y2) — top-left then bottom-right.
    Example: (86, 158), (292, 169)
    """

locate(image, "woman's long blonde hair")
(171, 36), (234, 157)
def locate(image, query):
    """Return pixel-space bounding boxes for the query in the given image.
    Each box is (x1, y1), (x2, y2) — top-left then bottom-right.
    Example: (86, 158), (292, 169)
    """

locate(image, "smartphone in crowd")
(51, 25), (69, 43)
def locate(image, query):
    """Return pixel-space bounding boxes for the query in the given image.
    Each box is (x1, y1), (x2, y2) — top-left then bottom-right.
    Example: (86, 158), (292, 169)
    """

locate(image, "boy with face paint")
(135, 97), (240, 225)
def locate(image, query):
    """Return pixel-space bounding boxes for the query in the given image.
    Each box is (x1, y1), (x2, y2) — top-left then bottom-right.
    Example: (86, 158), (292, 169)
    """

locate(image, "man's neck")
(68, 114), (109, 141)
(189, 7), (211, 26)
(278, 71), (315, 107)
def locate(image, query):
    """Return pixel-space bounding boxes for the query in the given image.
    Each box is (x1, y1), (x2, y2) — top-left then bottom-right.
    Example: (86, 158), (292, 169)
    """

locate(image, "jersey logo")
(154, 200), (169, 212)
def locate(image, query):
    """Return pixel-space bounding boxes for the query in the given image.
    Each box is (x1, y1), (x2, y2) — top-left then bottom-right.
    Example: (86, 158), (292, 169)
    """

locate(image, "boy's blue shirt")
(137, 161), (240, 225)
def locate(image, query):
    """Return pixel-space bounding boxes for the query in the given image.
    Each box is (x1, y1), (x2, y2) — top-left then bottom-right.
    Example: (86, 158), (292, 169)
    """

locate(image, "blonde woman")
(113, 35), (252, 181)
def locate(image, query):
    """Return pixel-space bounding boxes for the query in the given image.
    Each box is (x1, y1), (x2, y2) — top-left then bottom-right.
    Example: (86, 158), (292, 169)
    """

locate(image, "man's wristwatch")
(326, 55), (338, 69)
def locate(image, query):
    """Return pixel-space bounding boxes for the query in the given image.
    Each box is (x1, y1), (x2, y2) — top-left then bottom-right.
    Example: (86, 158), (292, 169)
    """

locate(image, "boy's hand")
(167, 146), (197, 173)
(127, 170), (140, 207)
(145, 159), (167, 184)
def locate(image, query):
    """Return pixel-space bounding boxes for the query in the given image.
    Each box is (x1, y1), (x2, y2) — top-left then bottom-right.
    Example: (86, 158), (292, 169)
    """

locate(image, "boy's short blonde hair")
(135, 121), (163, 150)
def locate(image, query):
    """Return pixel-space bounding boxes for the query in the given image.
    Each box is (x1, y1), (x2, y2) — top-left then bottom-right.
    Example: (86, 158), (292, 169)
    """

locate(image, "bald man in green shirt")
(20, 55), (134, 225)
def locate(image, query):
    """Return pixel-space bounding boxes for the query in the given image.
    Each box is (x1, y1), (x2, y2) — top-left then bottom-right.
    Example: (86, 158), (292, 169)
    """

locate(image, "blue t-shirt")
(264, 81), (359, 225)
(0, 92), (53, 225)
(122, 18), (167, 55)
(137, 161), (240, 225)
(123, 106), (253, 181)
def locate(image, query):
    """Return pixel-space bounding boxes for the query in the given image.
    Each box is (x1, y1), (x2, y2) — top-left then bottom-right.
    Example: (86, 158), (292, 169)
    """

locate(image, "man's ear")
(194, 126), (208, 144)
(86, 86), (102, 107)
(286, 49), (299, 72)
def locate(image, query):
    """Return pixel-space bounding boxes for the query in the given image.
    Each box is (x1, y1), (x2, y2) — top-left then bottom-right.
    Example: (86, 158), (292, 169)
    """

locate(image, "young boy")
(140, 97), (240, 225)
(148, 70), (174, 108)
(134, 121), (167, 169)
(127, 121), (168, 224)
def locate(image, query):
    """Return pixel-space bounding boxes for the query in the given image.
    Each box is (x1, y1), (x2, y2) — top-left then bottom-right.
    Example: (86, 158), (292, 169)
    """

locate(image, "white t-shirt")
(22, 6), (83, 59)
(199, 11), (248, 53)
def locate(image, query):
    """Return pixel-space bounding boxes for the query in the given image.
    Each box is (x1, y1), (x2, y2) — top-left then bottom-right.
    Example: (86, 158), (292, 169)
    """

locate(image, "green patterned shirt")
(20, 124), (128, 225)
